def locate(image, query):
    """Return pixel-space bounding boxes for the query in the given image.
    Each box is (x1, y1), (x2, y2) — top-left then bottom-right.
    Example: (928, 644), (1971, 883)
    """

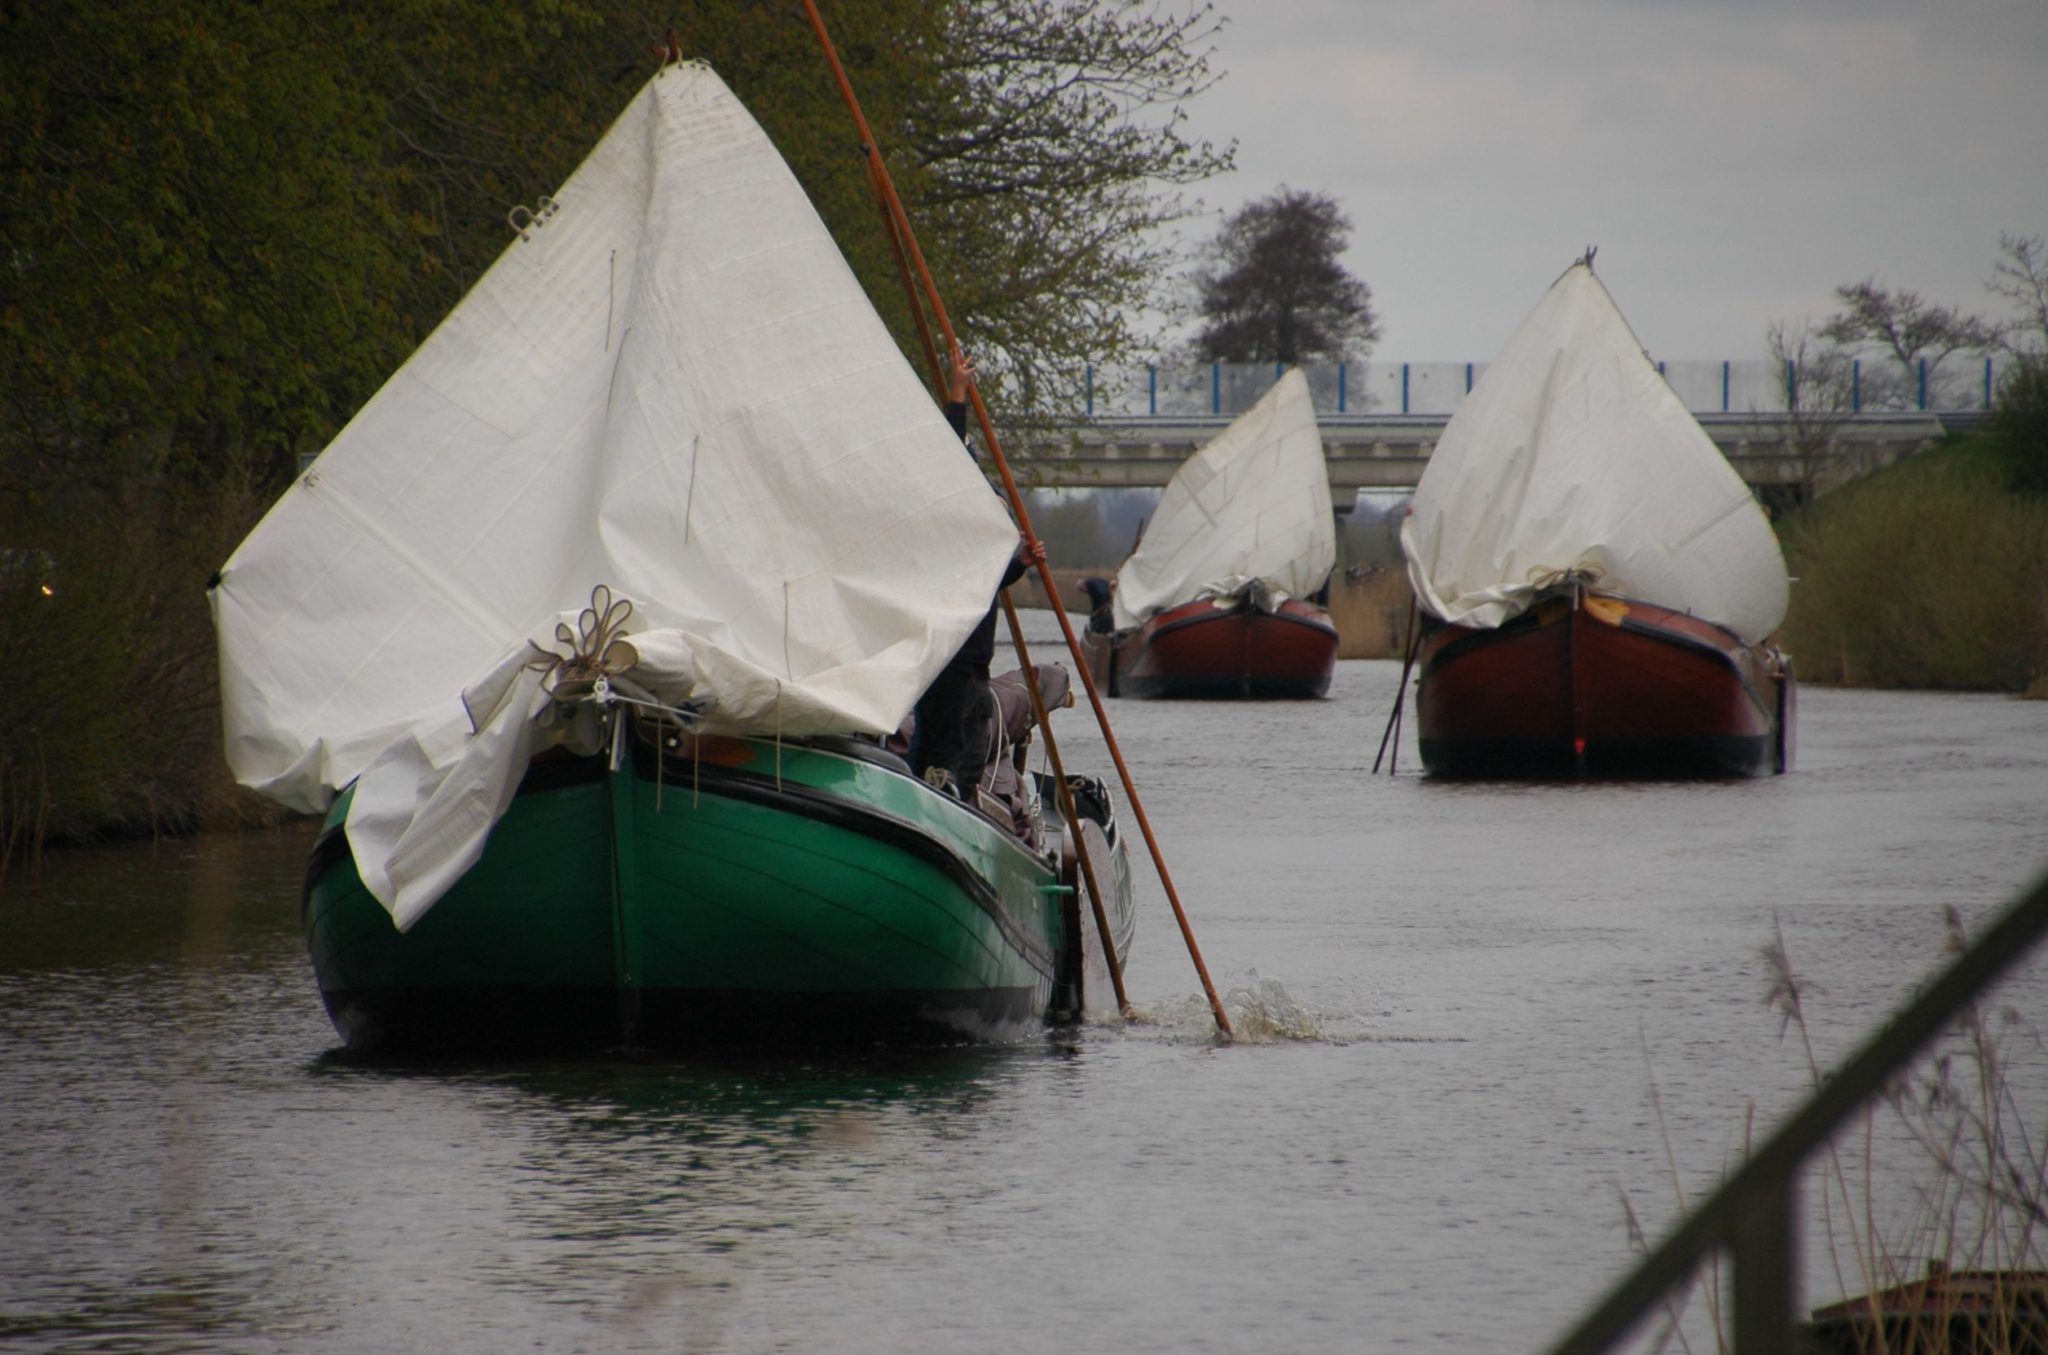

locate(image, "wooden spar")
(1000, 593), (1132, 1015)
(1374, 595), (1420, 774)
(799, 0), (1232, 1040)
(863, 151), (945, 399)
(863, 150), (1132, 1016)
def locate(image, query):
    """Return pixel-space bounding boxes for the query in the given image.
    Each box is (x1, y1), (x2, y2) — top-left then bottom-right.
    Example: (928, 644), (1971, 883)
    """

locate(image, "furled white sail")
(210, 64), (1018, 927)
(1399, 261), (1788, 644)
(1111, 369), (1335, 630)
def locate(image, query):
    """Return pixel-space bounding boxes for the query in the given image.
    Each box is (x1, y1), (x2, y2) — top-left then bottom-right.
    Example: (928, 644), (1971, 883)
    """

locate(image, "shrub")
(1988, 355), (2048, 498)
(1779, 455), (2048, 691)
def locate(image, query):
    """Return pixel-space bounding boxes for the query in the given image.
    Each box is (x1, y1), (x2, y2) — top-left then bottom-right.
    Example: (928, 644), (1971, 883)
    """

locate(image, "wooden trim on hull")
(1096, 596), (1339, 699)
(1414, 593), (1793, 779)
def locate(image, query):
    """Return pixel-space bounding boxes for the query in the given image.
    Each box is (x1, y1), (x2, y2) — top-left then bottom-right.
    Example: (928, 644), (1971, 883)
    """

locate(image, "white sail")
(211, 64), (1018, 927)
(1111, 369), (1335, 630)
(1399, 261), (1788, 644)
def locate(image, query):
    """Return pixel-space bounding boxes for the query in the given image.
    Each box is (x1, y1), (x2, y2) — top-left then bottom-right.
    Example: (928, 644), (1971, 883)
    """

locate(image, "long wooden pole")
(863, 145), (1131, 1016)
(800, 0), (1231, 1040)
(1374, 596), (1420, 774)
(999, 593), (1132, 1014)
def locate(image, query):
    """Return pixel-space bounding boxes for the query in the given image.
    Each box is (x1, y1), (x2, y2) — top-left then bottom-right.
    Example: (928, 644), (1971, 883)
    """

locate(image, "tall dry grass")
(1620, 911), (2047, 1354)
(1779, 455), (2048, 693)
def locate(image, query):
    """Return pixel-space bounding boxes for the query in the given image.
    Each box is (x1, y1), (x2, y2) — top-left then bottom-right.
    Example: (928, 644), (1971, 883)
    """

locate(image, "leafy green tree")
(905, 0), (1234, 414)
(1190, 187), (1379, 366)
(0, 0), (1237, 852)
(1, 3), (429, 499)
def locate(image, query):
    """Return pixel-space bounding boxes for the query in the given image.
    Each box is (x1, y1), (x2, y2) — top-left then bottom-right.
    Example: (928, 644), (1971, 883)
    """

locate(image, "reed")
(1779, 451), (2048, 693)
(1621, 912), (2048, 1354)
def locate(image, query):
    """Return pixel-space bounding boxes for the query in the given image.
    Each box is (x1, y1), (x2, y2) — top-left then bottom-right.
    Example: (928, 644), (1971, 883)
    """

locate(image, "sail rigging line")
(861, 116), (1129, 1017)
(1374, 594), (1420, 775)
(801, 0), (1230, 1040)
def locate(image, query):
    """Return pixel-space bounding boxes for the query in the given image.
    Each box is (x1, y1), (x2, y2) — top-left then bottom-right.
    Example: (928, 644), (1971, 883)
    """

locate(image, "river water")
(5, 636), (2047, 1353)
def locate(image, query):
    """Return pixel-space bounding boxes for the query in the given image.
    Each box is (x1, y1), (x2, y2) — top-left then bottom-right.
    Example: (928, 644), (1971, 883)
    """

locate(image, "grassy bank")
(1777, 442), (2048, 694)
(1, 479), (289, 880)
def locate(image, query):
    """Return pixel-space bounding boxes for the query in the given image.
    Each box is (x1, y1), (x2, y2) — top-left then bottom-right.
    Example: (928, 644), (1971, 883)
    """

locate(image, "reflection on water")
(3, 662), (2046, 1352)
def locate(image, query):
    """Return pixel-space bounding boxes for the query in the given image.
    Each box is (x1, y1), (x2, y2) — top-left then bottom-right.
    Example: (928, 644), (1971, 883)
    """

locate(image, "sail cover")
(1111, 369), (1335, 630)
(1399, 262), (1788, 644)
(211, 64), (1018, 924)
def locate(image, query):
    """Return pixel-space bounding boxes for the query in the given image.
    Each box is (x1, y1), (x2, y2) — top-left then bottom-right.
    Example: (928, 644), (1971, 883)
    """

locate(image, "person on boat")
(912, 343), (1043, 798)
(983, 662), (1075, 843)
(1079, 577), (1116, 634)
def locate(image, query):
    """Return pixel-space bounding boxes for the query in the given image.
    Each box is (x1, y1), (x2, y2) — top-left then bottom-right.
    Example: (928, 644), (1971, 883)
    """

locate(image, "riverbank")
(6, 438), (2042, 865)
(1777, 441), (2048, 693)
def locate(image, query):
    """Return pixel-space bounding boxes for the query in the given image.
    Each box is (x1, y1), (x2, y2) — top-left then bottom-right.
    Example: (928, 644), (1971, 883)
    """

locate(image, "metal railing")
(1546, 869), (2048, 1355)
(1077, 357), (2018, 421)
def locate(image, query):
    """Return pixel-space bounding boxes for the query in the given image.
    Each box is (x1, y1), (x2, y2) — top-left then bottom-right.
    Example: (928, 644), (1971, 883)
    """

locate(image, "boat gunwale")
(634, 739), (1064, 979)
(1128, 594), (1339, 648)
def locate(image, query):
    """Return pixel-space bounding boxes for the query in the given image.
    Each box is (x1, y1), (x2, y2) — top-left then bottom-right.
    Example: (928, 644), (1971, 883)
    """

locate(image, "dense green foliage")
(1986, 354), (2048, 497)
(0, 0), (1229, 857)
(1779, 443), (2048, 692)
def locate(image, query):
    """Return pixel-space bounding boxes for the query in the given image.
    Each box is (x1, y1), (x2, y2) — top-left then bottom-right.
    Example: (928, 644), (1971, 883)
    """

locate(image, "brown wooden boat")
(1803, 1265), (2048, 1355)
(1397, 257), (1797, 779)
(1414, 584), (1794, 778)
(1089, 369), (1339, 700)
(1085, 591), (1339, 699)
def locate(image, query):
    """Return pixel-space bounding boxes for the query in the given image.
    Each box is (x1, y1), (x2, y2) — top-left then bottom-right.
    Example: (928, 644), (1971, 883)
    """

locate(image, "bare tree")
(1190, 187), (1379, 364)
(1988, 231), (2048, 354)
(1819, 278), (2004, 410)
(1986, 232), (2048, 495)
(1758, 320), (1860, 508)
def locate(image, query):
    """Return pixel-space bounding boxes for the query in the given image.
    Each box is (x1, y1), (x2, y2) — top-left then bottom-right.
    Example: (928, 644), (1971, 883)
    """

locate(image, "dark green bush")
(1780, 451), (2048, 690)
(1988, 355), (2048, 497)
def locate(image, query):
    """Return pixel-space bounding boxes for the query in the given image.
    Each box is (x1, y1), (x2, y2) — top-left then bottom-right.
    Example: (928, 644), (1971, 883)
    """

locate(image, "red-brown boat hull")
(1413, 592), (1794, 777)
(1083, 596), (1339, 699)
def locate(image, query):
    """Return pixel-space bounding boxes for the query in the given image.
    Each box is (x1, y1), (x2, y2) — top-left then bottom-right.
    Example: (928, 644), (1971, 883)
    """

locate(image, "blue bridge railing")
(1078, 357), (2017, 420)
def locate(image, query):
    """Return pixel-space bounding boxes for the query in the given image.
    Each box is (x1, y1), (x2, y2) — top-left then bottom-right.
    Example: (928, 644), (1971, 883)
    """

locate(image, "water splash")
(1223, 972), (1326, 1042)
(1123, 971), (1330, 1044)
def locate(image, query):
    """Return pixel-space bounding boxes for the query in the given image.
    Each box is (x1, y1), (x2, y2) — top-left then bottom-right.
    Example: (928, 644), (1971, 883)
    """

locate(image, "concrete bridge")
(1010, 355), (2009, 496)
(1011, 409), (1977, 496)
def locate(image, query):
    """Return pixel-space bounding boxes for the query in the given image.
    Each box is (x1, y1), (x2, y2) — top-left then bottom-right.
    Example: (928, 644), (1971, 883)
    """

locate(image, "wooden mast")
(799, 0), (1231, 1040)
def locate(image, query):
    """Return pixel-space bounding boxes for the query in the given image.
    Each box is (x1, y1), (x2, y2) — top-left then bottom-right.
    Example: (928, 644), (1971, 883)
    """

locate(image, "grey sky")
(1169, 0), (2048, 362)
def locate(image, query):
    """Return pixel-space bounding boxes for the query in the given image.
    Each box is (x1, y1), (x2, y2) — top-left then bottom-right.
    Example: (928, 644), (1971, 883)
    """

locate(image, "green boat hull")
(303, 728), (1134, 1054)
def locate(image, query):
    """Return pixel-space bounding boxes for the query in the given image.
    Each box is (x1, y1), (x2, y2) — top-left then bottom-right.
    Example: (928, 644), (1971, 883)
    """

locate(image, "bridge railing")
(1080, 356), (2018, 420)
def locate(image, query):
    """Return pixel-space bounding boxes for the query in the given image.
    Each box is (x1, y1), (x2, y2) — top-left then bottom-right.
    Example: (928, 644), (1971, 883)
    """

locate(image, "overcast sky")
(1165, 0), (2048, 362)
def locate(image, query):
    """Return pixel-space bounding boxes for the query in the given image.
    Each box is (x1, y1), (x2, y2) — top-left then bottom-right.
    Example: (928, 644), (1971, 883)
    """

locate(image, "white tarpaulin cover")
(1111, 369), (1335, 630)
(1399, 261), (1788, 644)
(210, 64), (1017, 927)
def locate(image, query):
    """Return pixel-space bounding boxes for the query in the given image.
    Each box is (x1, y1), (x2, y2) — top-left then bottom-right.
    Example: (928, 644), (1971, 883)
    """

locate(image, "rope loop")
(526, 585), (635, 697)
(1524, 560), (1606, 593)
